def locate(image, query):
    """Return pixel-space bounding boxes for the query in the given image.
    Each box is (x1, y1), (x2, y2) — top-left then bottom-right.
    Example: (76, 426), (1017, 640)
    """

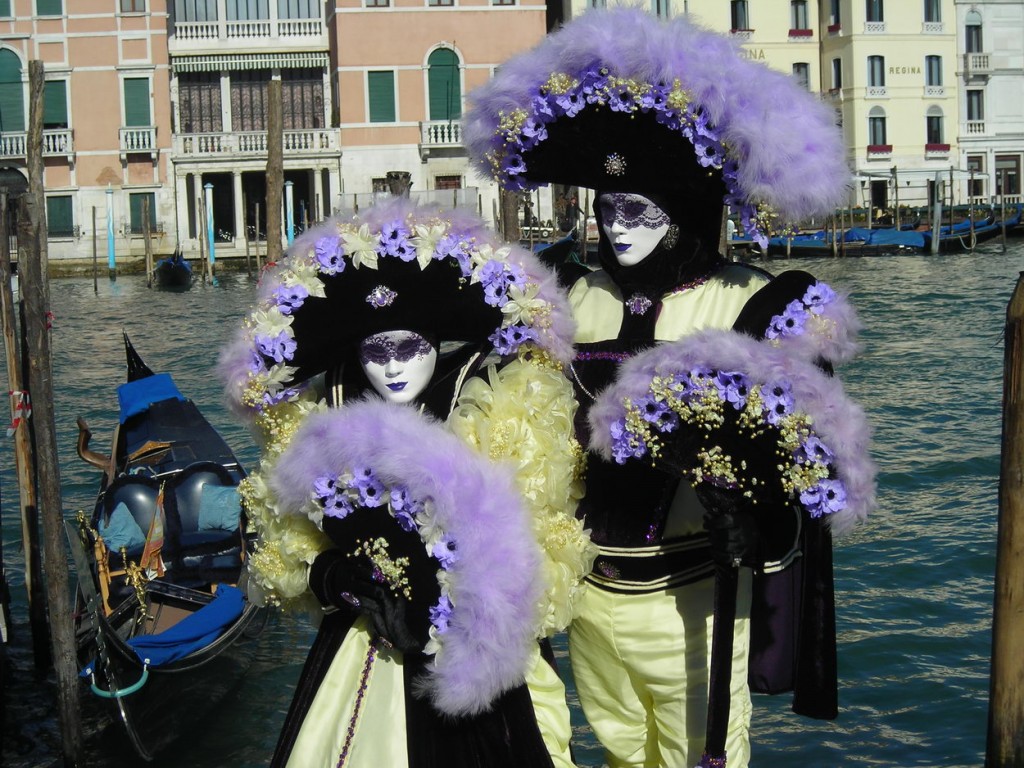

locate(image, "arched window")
(868, 106), (887, 146)
(0, 48), (24, 132)
(965, 10), (983, 53)
(867, 55), (885, 87)
(427, 48), (461, 122)
(926, 106), (944, 144)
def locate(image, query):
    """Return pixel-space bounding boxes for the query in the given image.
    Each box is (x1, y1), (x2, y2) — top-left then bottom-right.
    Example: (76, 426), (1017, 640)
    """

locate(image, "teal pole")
(204, 182), (216, 266)
(285, 180), (295, 246)
(105, 185), (116, 275)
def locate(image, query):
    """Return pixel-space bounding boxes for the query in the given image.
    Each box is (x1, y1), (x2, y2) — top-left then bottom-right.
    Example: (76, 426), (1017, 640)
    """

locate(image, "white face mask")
(358, 330), (438, 405)
(598, 192), (672, 267)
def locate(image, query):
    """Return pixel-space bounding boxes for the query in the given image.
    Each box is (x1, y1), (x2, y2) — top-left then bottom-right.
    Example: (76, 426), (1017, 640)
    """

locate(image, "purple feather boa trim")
(588, 330), (875, 536)
(268, 399), (543, 716)
(465, 8), (849, 224)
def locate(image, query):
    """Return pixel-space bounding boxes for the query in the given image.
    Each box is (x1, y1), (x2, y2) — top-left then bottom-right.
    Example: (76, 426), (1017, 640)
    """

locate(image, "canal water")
(2, 239), (1022, 767)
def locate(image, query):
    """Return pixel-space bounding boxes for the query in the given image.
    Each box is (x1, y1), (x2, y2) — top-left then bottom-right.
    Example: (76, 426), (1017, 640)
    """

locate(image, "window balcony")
(0, 129), (74, 159)
(171, 128), (341, 159)
(965, 119), (986, 135)
(827, 87), (843, 102)
(864, 21), (885, 33)
(788, 28), (813, 38)
(925, 143), (950, 158)
(922, 21), (943, 34)
(827, 22), (841, 35)
(866, 86), (887, 99)
(419, 120), (464, 160)
(963, 53), (991, 79)
(120, 126), (157, 159)
(170, 16), (326, 55)
(729, 29), (754, 41)
(866, 144), (892, 159)
(924, 85), (944, 97)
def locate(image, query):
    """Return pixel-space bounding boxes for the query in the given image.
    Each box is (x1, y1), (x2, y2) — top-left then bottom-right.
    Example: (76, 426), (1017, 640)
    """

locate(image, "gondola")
(152, 251), (193, 290)
(67, 332), (264, 761)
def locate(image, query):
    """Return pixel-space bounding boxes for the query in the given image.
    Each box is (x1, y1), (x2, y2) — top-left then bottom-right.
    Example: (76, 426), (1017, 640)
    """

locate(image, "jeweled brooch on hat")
(366, 285), (397, 308)
(604, 153), (627, 177)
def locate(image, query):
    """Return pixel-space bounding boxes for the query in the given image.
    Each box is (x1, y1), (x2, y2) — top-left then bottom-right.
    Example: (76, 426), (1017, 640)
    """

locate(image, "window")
(0, 0), (13, 16)
(967, 90), (984, 121)
(129, 192), (157, 234)
(230, 70), (269, 131)
(923, 0), (940, 23)
(365, 0), (388, 7)
(174, 0), (218, 22)
(831, 58), (842, 89)
(868, 56), (885, 87)
(36, 0), (62, 15)
(868, 107), (887, 145)
(226, 0), (268, 20)
(121, 0), (147, 11)
(792, 63), (810, 91)
(0, 49), (24, 132)
(282, 68), (324, 130)
(926, 107), (943, 144)
(589, 0), (607, 7)
(996, 155), (1020, 196)
(730, 0), (749, 30)
(278, 0), (318, 18)
(967, 155), (985, 198)
(46, 196), (74, 238)
(428, 49), (460, 121)
(866, 0), (883, 23)
(123, 77), (152, 126)
(491, 0), (516, 5)
(651, 0), (670, 18)
(367, 71), (395, 123)
(179, 71), (222, 133)
(435, 175), (462, 190)
(925, 55), (942, 87)
(791, 0), (808, 30)
(965, 11), (983, 53)
(43, 80), (68, 129)
(427, 0), (454, 6)
(372, 177), (389, 193)
(829, 0), (840, 25)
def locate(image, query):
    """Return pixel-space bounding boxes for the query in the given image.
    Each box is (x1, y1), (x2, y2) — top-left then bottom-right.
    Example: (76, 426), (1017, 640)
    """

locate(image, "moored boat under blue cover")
(117, 373), (185, 423)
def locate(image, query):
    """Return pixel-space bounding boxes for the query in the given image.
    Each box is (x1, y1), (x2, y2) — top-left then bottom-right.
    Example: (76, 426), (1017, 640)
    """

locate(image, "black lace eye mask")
(359, 334), (435, 366)
(599, 193), (671, 230)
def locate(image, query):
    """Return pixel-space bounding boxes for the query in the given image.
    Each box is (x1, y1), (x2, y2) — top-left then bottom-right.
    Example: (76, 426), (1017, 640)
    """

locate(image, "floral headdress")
(269, 400), (544, 716)
(588, 329), (875, 538)
(220, 198), (575, 429)
(464, 8), (850, 247)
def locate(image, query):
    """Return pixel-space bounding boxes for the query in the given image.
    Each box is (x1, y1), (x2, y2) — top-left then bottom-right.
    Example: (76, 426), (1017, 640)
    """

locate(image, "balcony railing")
(965, 119), (986, 135)
(925, 143), (950, 158)
(963, 53), (991, 77)
(924, 85), (945, 97)
(866, 85), (887, 99)
(864, 21), (885, 33)
(120, 127), (157, 155)
(729, 29), (754, 41)
(922, 21), (943, 34)
(866, 144), (892, 158)
(788, 28), (813, 38)
(419, 120), (464, 159)
(173, 17), (324, 43)
(0, 129), (74, 158)
(172, 128), (340, 157)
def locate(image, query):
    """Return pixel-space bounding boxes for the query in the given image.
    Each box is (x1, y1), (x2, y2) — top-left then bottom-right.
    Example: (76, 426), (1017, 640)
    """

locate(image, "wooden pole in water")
(143, 195), (153, 287)
(91, 207), (98, 294)
(17, 193), (84, 765)
(987, 272), (1024, 767)
(266, 78), (284, 264)
(892, 166), (901, 230)
(255, 201), (262, 271)
(0, 192), (47, 670)
(1001, 196), (1008, 254)
(27, 62), (48, 305)
(244, 194), (252, 277)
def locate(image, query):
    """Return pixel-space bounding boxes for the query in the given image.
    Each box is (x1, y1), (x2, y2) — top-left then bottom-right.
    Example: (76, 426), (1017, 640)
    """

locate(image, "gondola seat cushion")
(98, 502), (147, 552)
(198, 484), (242, 532)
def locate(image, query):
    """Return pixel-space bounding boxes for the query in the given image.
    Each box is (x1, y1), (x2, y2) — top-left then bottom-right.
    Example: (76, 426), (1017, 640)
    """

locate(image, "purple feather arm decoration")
(268, 399), (544, 716)
(464, 7), (850, 224)
(588, 329), (875, 536)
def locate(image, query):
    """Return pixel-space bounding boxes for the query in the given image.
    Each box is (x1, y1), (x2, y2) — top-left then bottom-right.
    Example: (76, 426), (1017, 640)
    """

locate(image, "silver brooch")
(626, 293), (653, 316)
(604, 153), (627, 176)
(366, 285), (397, 308)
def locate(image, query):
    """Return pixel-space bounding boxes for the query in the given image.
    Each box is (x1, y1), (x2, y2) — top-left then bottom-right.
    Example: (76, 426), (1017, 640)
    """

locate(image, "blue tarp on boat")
(117, 374), (185, 423)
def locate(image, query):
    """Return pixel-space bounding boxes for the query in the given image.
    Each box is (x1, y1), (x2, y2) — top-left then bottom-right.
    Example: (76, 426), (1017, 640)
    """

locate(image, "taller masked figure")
(466, 9), (870, 768)
(220, 200), (594, 768)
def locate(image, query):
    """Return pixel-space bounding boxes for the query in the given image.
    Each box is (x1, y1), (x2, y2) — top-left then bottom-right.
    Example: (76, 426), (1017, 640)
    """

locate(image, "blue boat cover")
(126, 585), (245, 667)
(117, 373), (185, 423)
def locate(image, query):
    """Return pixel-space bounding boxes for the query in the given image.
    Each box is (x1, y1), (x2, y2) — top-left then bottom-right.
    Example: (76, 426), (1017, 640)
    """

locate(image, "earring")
(661, 224), (679, 250)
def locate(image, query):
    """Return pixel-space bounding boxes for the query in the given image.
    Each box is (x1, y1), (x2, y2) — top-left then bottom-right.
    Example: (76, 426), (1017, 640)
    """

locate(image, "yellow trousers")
(567, 573), (753, 768)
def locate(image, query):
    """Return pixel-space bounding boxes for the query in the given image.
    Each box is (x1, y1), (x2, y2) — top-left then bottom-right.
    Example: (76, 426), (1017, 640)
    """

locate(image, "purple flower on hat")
(608, 87), (637, 113)
(521, 118), (549, 149)
(323, 492), (355, 520)
(377, 220), (415, 262)
(314, 473), (338, 503)
(273, 283), (309, 315)
(609, 418), (649, 464)
(389, 486), (420, 532)
(255, 331), (297, 363)
(503, 152), (528, 178)
(432, 536), (459, 570)
(247, 348), (268, 376)
(640, 83), (669, 112)
(762, 380), (794, 424)
(674, 366), (713, 399)
(767, 300), (809, 340)
(556, 90), (587, 117)
(803, 281), (837, 314)
(715, 371), (750, 409)
(489, 323), (539, 356)
(430, 594), (453, 633)
(800, 478), (847, 518)
(531, 94), (555, 120)
(796, 435), (836, 466)
(478, 261), (525, 307)
(350, 466), (387, 508)
(693, 136), (726, 168)
(314, 235), (346, 274)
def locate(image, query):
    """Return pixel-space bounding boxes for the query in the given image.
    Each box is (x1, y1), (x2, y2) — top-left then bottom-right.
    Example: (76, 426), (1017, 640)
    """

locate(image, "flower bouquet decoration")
(268, 399), (544, 717)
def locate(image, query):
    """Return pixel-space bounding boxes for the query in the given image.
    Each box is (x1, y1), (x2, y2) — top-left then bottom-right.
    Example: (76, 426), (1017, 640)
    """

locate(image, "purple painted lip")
(614, 243), (631, 252)
(387, 382), (407, 391)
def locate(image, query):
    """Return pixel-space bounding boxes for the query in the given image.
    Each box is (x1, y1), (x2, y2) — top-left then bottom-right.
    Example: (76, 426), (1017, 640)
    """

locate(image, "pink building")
(0, 0), (546, 262)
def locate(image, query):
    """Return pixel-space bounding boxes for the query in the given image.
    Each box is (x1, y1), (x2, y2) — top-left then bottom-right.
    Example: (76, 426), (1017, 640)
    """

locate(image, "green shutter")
(123, 78), (151, 126)
(36, 0), (63, 15)
(44, 80), (68, 129)
(427, 49), (460, 121)
(129, 193), (157, 233)
(46, 196), (73, 237)
(0, 1), (12, 17)
(0, 50), (24, 132)
(367, 71), (394, 123)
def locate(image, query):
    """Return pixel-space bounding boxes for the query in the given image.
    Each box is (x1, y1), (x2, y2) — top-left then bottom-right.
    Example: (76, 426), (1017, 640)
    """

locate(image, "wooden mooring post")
(265, 78), (284, 264)
(988, 272), (1024, 767)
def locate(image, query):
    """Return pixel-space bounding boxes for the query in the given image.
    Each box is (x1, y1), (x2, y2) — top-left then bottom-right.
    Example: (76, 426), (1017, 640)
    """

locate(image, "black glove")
(309, 549), (422, 654)
(695, 484), (761, 569)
